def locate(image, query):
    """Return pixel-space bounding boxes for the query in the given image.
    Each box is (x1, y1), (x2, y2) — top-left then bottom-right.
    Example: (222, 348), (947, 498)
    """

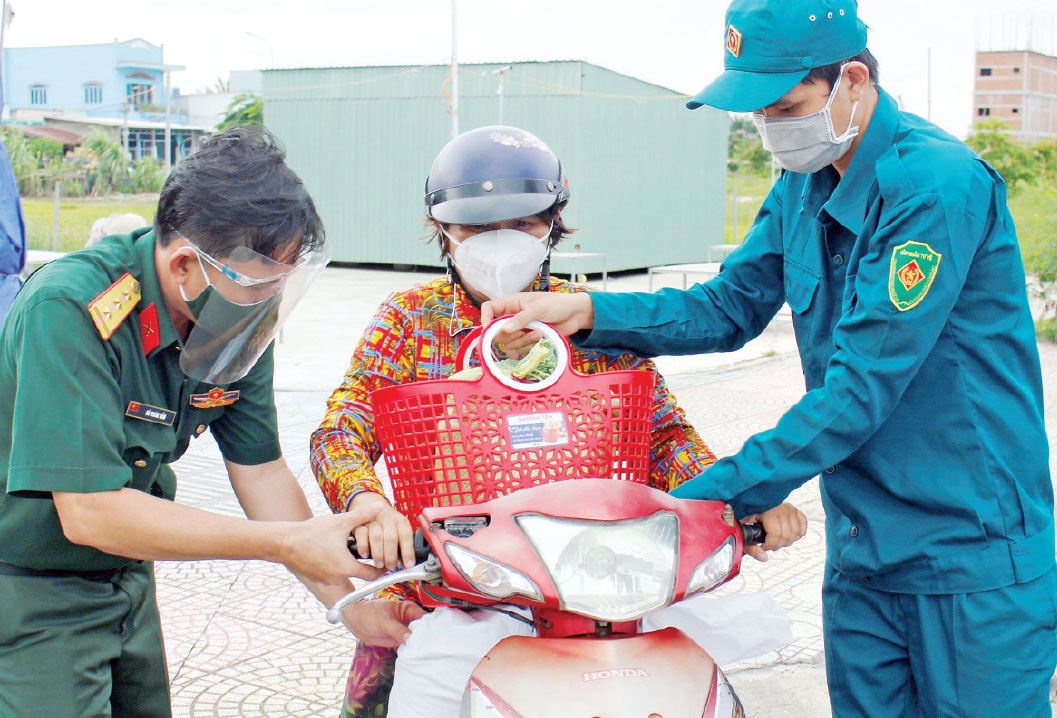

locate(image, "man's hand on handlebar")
(741, 502), (807, 562)
(349, 491), (416, 571)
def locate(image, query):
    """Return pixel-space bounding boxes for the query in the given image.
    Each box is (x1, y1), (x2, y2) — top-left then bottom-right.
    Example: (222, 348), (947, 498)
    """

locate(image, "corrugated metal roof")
(4, 123), (82, 144)
(36, 112), (210, 132)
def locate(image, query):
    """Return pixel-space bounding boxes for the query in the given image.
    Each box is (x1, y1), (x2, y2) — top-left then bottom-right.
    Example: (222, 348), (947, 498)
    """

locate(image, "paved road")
(158, 265), (1057, 716)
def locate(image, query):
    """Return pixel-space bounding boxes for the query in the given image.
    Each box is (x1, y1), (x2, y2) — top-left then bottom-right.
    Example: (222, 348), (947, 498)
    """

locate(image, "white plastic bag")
(387, 606), (535, 718)
(642, 592), (793, 666)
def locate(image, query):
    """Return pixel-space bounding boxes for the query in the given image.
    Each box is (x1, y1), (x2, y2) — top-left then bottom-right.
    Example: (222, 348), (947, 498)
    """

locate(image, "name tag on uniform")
(126, 401), (176, 426)
(189, 388), (240, 409)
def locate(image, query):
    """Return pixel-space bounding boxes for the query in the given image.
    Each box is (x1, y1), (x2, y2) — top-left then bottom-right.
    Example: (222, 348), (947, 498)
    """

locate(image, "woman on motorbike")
(309, 125), (807, 718)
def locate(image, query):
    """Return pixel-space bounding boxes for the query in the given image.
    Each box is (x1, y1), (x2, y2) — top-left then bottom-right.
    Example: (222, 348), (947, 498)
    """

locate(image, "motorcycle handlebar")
(741, 521), (767, 546)
(350, 524), (767, 555)
(347, 528), (434, 564)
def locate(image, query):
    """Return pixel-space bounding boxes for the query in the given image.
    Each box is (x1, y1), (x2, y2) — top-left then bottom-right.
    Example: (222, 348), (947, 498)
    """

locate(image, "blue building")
(3, 38), (205, 161)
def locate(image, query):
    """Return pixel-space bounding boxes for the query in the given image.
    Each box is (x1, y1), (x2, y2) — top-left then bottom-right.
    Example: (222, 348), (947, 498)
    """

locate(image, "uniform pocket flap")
(783, 260), (821, 314)
(122, 416), (177, 455)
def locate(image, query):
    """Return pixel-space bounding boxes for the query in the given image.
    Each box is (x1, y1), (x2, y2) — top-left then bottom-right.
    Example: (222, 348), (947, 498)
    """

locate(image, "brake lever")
(326, 555), (442, 624)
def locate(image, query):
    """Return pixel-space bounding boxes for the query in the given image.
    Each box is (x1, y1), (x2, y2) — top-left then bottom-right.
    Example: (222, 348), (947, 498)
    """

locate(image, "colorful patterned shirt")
(316, 275), (718, 716)
(311, 275), (715, 516)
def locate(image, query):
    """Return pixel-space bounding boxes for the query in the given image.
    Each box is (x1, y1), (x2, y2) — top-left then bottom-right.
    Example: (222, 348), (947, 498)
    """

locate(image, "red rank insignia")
(189, 387), (241, 409)
(897, 260), (925, 291)
(140, 302), (160, 356)
(727, 24), (743, 58)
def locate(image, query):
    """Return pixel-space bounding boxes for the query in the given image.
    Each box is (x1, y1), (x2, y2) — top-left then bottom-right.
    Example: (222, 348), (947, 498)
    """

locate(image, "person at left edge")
(0, 126), (384, 718)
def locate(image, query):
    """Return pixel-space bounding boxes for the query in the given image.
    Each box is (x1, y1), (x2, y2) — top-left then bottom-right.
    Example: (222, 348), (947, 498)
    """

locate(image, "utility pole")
(52, 180), (61, 252)
(122, 102), (130, 157)
(926, 47), (932, 122)
(163, 67), (172, 174)
(493, 65), (511, 125)
(0, 0), (8, 62)
(450, 0), (459, 137)
(731, 176), (738, 246)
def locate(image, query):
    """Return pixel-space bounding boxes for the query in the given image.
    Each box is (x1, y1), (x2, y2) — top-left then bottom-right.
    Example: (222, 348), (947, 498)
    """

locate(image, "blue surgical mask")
(752, 65), (861, 174)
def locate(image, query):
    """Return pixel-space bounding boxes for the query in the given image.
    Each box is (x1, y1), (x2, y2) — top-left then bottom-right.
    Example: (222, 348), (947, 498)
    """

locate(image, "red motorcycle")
(328, 477), (763, 717)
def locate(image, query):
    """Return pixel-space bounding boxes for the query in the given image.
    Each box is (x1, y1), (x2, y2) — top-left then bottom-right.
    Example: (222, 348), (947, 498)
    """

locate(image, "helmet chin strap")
(538, 250), (552, 291)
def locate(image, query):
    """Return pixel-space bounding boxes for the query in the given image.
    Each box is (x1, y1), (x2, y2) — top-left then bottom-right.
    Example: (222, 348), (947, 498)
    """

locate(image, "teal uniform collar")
(820, 88), (900, 235)
(131, 228), (180, 353)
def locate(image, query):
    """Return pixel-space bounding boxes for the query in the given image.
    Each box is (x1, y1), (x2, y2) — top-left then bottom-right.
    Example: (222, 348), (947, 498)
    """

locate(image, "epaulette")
(87, 272), (141, 340)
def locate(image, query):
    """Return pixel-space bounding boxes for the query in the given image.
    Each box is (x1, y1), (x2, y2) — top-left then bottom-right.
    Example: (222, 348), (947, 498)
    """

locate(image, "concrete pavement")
(158, 264), (1057, 716)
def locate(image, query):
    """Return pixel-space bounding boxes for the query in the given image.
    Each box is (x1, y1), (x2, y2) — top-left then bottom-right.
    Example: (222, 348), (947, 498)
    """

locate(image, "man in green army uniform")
(0, 127), (384, 717)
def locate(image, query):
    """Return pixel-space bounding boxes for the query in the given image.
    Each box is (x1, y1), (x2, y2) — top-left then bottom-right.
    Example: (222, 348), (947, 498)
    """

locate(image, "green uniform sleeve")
(6, 295), (132, 495)
(207, 343), (282, 465)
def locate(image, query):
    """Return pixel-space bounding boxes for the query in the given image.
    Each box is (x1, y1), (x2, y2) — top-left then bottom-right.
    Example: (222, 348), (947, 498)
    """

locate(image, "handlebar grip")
(347, 529), (433, 564)
(413, 529), (431, 563)
(741, 522), (767, 546)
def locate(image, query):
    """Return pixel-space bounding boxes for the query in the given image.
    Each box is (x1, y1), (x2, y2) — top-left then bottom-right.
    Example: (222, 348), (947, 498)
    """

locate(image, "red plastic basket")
(371, 318), (656, 520)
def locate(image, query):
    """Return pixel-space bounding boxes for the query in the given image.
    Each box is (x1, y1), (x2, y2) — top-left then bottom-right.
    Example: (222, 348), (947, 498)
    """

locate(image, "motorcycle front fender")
(461, 626), (740, 718)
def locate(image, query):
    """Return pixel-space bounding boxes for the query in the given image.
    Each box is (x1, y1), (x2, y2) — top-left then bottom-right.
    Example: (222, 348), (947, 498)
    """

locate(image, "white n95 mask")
(445, 227), (550, 300)
(752, 64), (861, 174)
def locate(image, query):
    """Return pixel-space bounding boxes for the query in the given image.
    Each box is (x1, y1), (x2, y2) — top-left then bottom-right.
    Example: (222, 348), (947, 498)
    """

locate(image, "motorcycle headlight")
(516, 512), (679, 621)
(444, 543), (543, 601)
(687, 536), (735, 596)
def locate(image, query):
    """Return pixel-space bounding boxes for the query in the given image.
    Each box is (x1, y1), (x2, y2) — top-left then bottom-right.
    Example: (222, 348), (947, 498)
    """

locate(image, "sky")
(6, 0), (1057, 139)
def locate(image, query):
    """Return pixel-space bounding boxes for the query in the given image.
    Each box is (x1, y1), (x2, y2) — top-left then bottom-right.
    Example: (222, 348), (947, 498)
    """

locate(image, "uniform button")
(824, 466), (836, 474)
(134, 459), (148, 468)
(833, 254), (844, 266)
(850, 526), (859, 537)
(195, 425), (207, 435)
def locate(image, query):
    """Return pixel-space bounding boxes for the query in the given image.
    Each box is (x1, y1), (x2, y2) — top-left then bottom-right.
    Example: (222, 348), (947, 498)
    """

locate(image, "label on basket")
(506, 412), (570, 450)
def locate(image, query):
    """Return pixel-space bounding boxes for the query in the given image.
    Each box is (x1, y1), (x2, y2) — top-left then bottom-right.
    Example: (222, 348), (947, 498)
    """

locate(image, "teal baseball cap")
(687, 0), (868, 112)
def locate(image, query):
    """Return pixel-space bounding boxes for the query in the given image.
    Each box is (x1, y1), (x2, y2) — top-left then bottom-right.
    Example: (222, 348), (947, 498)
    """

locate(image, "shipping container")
(263, 60), (727, 272)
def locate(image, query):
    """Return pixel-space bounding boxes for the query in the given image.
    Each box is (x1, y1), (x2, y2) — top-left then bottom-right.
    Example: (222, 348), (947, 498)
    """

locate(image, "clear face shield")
(178, 240), (330, 384)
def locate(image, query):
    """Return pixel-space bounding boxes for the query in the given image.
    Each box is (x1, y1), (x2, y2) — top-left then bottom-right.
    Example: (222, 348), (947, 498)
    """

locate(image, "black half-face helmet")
(425, 125), (568, 225)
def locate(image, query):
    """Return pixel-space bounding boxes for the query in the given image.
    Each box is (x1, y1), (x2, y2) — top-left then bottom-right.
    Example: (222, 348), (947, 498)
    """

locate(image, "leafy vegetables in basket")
(449, 337), (558, 382)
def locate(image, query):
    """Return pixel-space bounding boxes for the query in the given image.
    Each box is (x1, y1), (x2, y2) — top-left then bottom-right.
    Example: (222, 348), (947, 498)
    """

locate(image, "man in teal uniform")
(0, 126), (383, 717)
(483, 1), (1057, 715)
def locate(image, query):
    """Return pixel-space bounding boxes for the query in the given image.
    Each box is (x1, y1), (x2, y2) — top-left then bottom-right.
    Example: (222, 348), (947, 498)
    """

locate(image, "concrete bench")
(647, 262), (722, 291)
(550, 251), (607, 290)
(22, 250), (69, 279)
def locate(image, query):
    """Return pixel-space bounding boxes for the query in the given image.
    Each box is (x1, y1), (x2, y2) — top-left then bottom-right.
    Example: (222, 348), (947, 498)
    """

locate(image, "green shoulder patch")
(888, 241), (941, 312)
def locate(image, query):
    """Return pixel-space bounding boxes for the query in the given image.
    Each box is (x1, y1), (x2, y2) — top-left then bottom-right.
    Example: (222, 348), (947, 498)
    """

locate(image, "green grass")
(19, 173), (1053, 275)
(725, 171), (1057, 271)
(1008, 181), (1057, 275)
(22, 195), (157, 253)
(725, 171), (774, 245)
(1010, 179), (1057, 340)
